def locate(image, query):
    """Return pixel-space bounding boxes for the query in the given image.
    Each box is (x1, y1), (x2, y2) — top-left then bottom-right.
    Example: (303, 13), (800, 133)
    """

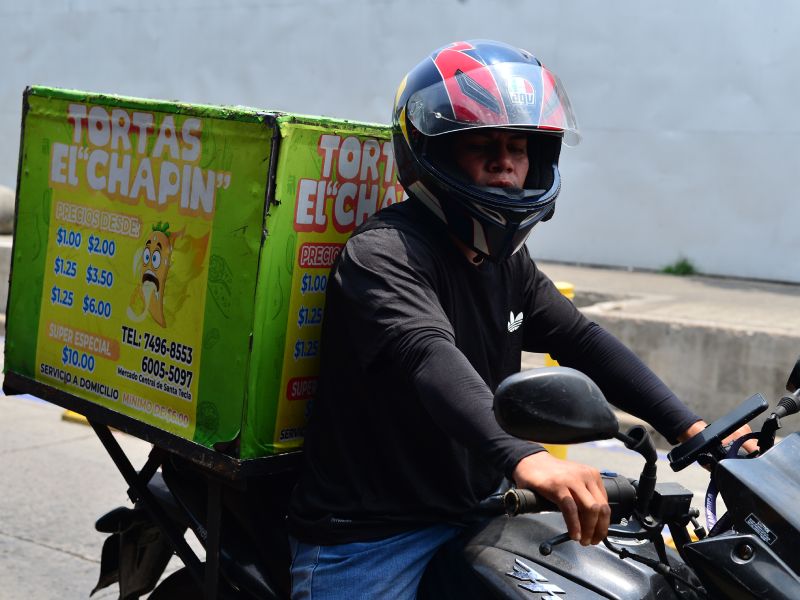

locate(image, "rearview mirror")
(787, 355), (800, 393)
(493, 367), (619, 444)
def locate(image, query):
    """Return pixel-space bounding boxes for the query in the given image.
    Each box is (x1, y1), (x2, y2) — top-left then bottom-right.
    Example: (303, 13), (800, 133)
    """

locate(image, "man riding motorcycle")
(286, 39), (751, 599)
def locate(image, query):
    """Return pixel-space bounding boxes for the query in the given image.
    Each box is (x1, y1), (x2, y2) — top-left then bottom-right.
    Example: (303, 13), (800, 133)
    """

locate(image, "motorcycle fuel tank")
(463, 512), (687, 599)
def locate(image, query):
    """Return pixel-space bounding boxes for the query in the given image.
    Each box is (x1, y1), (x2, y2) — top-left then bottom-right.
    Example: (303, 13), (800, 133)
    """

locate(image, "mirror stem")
(615, 426), (658, 518)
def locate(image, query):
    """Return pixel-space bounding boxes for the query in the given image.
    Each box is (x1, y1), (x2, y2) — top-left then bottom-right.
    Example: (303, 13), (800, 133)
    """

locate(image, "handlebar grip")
(503, 488), (556, 516)
(503, 474), (636, 523)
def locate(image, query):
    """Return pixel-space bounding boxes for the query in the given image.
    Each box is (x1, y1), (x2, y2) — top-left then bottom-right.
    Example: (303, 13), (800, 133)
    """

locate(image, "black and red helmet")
(392, 40), (580, 261)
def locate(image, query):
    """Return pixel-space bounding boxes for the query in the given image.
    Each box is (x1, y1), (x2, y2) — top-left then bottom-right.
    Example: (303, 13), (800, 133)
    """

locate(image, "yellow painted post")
(62, 410), (89, 425)
(542, 281), (575, 460)
(544, 282), (575, 368)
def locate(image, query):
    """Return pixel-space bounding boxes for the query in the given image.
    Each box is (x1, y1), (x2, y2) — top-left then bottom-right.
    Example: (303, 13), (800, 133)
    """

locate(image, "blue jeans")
(289, 524), (463, 599)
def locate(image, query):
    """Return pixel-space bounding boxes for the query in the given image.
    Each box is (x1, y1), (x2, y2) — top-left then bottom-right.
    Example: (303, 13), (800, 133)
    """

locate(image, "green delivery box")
(4, 86), (404, 458)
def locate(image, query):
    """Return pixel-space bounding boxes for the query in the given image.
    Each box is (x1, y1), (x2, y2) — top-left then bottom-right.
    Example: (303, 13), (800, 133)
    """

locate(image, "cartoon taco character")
(128, 222), (173, 327)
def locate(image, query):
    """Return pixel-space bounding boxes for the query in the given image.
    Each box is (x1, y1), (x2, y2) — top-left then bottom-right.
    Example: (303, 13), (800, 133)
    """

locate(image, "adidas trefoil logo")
(507, 311), (524, 332)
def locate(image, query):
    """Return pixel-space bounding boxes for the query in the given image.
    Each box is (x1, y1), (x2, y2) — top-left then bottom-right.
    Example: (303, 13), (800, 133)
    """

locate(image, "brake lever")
(539, 518), (652, 556)
(539, 532), (571, 556)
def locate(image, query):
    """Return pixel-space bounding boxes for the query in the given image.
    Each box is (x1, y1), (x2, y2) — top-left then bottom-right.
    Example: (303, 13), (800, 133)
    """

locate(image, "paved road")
(0, 395), (192, 599)
(0, 394), (714, 599)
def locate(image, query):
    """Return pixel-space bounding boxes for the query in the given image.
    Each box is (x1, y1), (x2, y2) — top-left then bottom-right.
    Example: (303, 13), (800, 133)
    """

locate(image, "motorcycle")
(92, 357), (800, 599)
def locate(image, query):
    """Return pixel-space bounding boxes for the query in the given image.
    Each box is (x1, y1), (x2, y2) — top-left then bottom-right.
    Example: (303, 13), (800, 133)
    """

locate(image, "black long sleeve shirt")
(287, 199), (699, 544)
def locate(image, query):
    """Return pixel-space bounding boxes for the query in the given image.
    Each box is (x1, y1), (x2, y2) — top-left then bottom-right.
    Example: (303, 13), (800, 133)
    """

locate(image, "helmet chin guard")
(407, 160), (561, 261)
(392, 40), (578, 261)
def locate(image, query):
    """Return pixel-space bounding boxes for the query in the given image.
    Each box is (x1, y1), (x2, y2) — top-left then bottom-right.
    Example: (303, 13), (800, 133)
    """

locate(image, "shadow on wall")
(0, 186), (13, 234)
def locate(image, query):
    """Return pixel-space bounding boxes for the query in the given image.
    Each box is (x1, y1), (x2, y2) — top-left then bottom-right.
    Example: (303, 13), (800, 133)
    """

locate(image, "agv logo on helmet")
(508, 77), (536, 106)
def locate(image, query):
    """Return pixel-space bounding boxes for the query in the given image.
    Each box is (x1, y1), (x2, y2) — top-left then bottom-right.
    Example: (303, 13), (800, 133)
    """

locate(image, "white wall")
(1, 0), (797, 281)
(528, 2), (800, 284)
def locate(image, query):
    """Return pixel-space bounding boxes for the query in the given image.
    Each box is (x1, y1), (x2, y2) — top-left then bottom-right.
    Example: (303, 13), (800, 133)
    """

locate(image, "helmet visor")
(407, 62), (580, 146)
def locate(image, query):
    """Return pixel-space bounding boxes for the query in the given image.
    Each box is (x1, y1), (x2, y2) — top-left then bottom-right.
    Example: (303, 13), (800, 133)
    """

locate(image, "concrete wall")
(587, 310), (799, 433)
(1, 0), (798, 282)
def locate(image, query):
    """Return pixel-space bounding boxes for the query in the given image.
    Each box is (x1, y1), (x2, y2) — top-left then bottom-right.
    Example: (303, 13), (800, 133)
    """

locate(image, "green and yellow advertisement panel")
(5, 86), (403, 458)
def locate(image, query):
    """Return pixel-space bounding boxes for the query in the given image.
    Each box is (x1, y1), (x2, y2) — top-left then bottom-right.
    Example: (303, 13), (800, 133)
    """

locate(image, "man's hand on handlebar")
(679, 420), (759, 455)
(512, 452), (611, 546)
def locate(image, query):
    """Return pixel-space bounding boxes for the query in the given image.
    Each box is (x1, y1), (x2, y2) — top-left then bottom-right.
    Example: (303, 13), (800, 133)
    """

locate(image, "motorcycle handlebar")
(503, 474), (637, 523)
